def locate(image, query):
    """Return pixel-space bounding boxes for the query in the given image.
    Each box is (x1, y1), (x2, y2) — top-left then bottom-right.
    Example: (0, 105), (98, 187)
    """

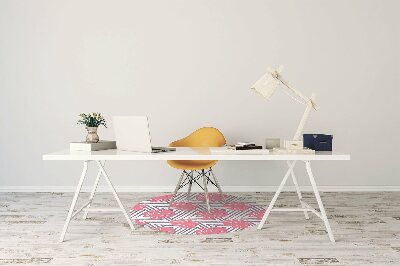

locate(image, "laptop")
(113, 116), (175, 153)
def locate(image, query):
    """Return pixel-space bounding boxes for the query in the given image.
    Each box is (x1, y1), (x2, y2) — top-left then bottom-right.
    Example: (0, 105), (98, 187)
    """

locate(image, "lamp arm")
(276, 76), (310, 105)
(268, 68), (318, 141)
(293, 93), (316, 141)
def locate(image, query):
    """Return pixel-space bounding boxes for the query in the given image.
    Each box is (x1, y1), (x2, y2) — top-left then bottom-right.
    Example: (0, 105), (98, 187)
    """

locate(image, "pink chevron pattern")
(130, 193), (266, 235)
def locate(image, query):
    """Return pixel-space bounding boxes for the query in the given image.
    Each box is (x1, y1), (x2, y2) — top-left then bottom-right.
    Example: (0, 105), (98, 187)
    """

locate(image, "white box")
(284, 140), (304, 150)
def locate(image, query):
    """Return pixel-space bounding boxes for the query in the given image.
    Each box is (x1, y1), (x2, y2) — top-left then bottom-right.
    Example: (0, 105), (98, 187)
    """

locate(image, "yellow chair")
(167, 127), (226, 211)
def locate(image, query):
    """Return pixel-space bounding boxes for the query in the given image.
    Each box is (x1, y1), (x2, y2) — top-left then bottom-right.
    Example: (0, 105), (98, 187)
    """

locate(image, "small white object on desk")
(283, 140), (305, 150)
(70, 140), (116, 151)
(210, 147), (270, 154)
(265, 138), (280, 149)
(275, 140), (314, 154)
(272, 147), (314, 154)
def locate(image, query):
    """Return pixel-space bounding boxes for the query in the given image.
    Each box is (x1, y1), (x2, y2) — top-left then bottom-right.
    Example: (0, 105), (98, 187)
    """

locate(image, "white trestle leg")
(83, 161), (105, 220)
(287, 161), (309, 220)
(257, 161), (296, 229)
(95, 161), (135, 231)
(60, 160), (137, 242)
(60, 161), (88, 242)
(305, 161), (335, 242)
(257, 160), (335, 242)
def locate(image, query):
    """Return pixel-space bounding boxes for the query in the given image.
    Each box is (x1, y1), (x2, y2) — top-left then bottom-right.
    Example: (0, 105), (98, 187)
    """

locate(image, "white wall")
(1, 0), (399, 190)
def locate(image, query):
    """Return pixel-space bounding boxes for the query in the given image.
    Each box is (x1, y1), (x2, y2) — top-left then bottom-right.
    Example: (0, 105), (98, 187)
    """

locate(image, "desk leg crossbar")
(59, 160), (134, 242)
(257, 160), (335, 242)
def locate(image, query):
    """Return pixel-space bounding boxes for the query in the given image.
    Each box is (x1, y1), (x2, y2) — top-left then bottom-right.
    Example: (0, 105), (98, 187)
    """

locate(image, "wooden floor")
(0, 192), (399, 265)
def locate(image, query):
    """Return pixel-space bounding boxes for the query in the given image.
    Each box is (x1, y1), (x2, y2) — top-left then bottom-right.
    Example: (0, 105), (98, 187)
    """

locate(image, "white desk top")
(43, 148), (350, 161)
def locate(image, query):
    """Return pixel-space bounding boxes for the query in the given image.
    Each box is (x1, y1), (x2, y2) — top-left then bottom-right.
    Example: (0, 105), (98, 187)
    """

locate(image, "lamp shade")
(250, 66), (283, 100)
(251, 66), (313, 107)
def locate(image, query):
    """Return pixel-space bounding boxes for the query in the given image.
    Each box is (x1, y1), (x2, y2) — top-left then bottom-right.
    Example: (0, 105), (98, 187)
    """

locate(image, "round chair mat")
(130, 193), (266, 235)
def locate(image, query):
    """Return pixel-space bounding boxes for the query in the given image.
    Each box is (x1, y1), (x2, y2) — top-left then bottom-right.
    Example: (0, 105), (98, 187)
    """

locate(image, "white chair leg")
(305, 161), (335, 242)
(170, 171), (186, 205)
(187, 170), (193, 200)
(60, 161), (88, 242)
(287, 161), (309, 220)
(202, 170), (211, 212)
(96, 160), (135, 231)
(257, 161), (296, 229)
(210, 168), (224, 202)
(83, 160), (105, 220)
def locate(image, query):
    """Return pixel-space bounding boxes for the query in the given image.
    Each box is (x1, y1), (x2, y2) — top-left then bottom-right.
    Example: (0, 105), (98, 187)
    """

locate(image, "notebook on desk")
(113, 116), (175, 153)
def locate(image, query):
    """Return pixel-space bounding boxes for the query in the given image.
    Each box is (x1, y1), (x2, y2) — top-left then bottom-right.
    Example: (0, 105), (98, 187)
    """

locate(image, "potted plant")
(77, 112), (107, 143)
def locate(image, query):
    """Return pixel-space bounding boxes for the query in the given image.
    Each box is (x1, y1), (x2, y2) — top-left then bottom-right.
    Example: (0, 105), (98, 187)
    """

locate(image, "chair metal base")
(170, 168), (223, 212)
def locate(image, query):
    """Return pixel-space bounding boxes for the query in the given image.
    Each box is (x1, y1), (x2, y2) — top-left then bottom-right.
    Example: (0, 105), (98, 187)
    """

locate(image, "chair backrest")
(169, 127), (226, 148)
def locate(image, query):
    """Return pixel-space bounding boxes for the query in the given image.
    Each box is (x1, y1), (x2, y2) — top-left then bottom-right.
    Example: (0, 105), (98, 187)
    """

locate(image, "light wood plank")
(0, 192), (399, 265)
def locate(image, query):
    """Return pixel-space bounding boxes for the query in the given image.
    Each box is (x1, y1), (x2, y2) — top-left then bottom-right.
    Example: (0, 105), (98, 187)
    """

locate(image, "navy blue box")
(303, 134), (333, 151)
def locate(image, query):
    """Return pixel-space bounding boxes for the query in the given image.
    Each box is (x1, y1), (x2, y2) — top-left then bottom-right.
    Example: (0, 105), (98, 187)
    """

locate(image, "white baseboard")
(0, 186), (399, 193)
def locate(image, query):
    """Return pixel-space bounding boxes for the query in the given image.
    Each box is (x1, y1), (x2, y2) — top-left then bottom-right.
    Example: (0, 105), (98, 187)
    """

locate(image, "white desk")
(43, 147), (350, 242)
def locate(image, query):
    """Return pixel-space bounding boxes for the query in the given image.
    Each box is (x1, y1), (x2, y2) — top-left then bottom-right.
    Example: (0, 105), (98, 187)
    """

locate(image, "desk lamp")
(251, 66), (317, 153)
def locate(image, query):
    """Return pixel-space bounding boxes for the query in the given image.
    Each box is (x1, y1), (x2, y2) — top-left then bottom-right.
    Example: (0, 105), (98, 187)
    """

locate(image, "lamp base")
(272, 147), (315, 154)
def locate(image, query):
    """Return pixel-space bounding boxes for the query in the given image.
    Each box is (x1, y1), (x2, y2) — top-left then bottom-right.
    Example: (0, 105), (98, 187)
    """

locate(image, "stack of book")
(70, 140), (117, 151)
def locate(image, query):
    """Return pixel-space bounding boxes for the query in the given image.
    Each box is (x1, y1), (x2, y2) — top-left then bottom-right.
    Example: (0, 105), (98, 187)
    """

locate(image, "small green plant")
(77, 112), (107, 128)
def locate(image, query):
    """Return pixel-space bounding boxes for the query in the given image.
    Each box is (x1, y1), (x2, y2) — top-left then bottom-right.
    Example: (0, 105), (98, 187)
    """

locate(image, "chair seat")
(167, 127), (225, 171)
(167, 160), (217, 171)
(168, 127), (226, 212)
